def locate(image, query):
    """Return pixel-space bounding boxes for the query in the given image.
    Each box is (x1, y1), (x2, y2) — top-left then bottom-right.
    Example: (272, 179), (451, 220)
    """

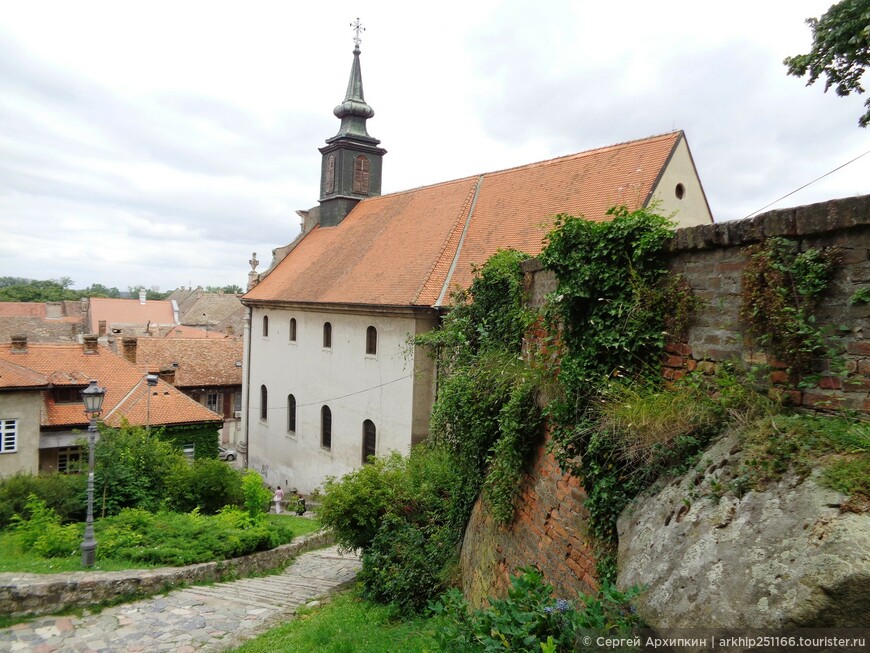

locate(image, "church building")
(240, 32), (714, 493)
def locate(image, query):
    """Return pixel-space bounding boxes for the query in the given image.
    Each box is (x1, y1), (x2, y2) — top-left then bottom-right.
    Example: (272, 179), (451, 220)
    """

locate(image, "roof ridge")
(411, 179), (481, 304)
(363, 131), (683, 202)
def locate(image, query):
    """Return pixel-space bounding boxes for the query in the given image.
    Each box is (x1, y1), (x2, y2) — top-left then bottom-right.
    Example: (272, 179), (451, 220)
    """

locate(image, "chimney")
(10, 335), (27, 354)
(122, 337), (138, 364)
(158, 366), (176, 385)
(83, 335), (99, 355)
(98, 320), (107, 336)
(46, 302), (62, 319)
(139, 289), (147, 305)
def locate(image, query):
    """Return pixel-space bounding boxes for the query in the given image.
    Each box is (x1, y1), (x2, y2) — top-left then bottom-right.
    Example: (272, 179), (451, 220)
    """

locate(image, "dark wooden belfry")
(318, 19), (387, 228)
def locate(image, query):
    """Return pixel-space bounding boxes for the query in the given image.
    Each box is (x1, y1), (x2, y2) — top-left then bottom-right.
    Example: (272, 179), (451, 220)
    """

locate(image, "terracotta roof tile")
(134, 338), (243, 387)
(0, 343), (221, 429)
(245, 132), (683, 308)
(88, 298), (177, 330)
(0, 359), (49, 389)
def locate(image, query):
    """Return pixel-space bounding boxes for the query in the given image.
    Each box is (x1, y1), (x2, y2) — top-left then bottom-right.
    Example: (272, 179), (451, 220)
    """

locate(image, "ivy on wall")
(161, 422), (221, 460)
(739, 237), (840, 378)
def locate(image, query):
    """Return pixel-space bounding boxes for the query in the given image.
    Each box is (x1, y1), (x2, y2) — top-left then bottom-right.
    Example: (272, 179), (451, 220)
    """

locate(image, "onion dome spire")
(332, 18), (377, 142)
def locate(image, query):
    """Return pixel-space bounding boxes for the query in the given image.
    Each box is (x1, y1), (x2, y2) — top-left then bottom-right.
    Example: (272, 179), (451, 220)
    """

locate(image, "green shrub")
(0, 472), (86, 528)
(318, 453), (406, 551)
(430, 566), (643, 652)
(32, 523), (82, 558)
(10, 495), (64, 550)
(241, 470), (273, 519)
(165, 457), (244, 514)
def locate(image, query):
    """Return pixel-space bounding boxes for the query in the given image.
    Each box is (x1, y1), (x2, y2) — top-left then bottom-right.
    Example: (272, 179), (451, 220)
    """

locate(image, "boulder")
(617, 430), (870, 628)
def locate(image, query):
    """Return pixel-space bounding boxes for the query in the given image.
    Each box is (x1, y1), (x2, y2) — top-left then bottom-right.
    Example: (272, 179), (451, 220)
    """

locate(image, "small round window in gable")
(675, 183), (685, 200)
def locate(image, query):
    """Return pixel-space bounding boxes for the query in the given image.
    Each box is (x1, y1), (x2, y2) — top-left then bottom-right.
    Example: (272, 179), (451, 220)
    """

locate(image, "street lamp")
(80, 379), (106, 568)
(145, 374), (158, 434)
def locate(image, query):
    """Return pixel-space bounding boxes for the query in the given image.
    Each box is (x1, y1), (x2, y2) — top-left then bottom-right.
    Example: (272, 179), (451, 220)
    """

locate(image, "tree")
(784, 0), (870, 127)
(205, 284), (244, 294)
(80, 283), (121, 298)
(0, 279), (80, 302)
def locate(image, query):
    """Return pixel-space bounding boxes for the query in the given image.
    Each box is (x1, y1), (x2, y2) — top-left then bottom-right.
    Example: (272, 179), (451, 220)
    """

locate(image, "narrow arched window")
(323, 322), (332, 348)
(365, 326), (377, 356)
(321, 406), (332, 449)
(325, 155), (336, 194)
(353, 155), (370, 194)
(260, 385), (268, 421)
(262, 315), (269, 337)
(289, 318), (297, 342)
(287, 394), (296, 433)
(362, 420), (376, 463)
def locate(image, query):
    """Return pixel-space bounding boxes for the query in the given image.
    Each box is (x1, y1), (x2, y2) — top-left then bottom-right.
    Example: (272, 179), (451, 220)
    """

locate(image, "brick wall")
(664, 194), (870, 411)
(459, 430), (598, 608)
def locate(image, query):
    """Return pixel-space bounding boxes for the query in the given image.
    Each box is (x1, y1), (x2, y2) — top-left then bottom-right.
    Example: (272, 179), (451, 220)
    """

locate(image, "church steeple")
(318, 19), (387, 228)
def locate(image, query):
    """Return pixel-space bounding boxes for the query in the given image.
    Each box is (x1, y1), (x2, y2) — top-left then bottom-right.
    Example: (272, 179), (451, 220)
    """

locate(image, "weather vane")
(350, 17), (365, 49)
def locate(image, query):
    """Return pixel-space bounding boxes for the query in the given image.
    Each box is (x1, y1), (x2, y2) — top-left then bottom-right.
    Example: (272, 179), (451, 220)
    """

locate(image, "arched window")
(365, 326), (377, 355)
(287, 394), (296, 433)
(289, 318), (297, 342)
(260, 385), (268, 421)
(262, 315), (269, 337)
(321, 406), (332, 449)
(323, 322), (332, 348)
(362, 420), (376, 463)
(325, 155), (336, 194)
(353, 155), (370, 194)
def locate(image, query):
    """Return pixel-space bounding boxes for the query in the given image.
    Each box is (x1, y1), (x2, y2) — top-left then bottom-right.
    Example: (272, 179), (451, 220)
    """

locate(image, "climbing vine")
(739, 237), (840, 378)
(418, 249), (543, 527)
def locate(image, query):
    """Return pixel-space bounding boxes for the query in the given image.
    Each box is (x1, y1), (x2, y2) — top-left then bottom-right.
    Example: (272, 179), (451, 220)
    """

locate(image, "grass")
(228, 590), (441, 653)
(736, 412), (870, 501)
(0, 514), (321, 574)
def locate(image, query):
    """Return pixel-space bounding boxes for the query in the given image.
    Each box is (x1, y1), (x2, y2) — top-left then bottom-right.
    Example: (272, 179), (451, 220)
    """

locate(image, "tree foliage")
(0, 279), (80, 302)
(784, 0), (870, 127)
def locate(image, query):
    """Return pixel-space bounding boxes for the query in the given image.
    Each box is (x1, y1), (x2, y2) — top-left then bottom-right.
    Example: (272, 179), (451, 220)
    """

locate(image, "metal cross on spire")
(350, 17), (365, 49)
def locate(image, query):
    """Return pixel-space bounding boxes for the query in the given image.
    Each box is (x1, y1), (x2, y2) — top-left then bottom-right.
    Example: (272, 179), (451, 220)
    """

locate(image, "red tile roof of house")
(245, 132), (683, 307)
(0, 342), (222, 429)
(134, 338), (243, 387)
(163, 326), (230, 339)
(88, 297), (177, 330)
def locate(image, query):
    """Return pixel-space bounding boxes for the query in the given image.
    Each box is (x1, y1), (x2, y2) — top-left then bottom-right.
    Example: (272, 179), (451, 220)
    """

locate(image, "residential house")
(0, 335), (223, 477)
(0, 301), (84, 343)
(84, 291), (179, 339)
(240, 42), (714, 493)
(124, 337), (244, 446)
(166, 288), (245, 338)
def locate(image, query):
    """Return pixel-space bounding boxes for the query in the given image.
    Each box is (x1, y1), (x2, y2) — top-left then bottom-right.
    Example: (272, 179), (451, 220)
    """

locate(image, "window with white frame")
(206, 392), (223, 414)
(0, 419), (17, 453)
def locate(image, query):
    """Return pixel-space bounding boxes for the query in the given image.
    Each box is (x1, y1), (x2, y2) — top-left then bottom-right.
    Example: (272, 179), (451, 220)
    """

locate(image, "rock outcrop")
(617, 430), (870, 628)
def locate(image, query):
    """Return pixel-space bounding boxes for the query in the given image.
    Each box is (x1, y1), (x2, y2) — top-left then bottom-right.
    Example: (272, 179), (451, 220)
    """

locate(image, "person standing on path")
(273, 485), (285, 514)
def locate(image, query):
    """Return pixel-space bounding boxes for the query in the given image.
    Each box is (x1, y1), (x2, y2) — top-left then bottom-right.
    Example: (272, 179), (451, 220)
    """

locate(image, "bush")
(241, 470), (273, 518)
(0, 472), (86, 528)
(430, 566), (644, 653)
(318, 453), (406, 551)
(318, 444), (465, 615)
(165, 457), (244, 514)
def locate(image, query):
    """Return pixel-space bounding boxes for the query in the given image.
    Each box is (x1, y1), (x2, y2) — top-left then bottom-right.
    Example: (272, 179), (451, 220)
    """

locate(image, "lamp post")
(145, 374), (158, 434)
(80, 379), (106, 568)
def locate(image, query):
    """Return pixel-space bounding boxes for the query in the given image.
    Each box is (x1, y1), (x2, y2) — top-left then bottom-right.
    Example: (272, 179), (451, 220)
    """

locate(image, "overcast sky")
(1, 1), (869, 292)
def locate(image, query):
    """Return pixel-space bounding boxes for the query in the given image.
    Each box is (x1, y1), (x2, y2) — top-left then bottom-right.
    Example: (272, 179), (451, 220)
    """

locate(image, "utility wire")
(742, 148), (870, 220)
(257, 372), (415, 411)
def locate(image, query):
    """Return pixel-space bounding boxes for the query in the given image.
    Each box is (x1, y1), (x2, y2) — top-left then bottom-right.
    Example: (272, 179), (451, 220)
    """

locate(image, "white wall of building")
(244, 305), (435, 493)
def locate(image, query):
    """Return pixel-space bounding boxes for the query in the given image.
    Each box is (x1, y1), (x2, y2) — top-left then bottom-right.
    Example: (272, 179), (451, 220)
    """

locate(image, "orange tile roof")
(0, 359), (49, 389)
(88, 298), (177, 330)
(134, 338), (243, 387)
(0, 343), (222, 428)
(163, 326), (230, 339)
(245, 132), (682, 307)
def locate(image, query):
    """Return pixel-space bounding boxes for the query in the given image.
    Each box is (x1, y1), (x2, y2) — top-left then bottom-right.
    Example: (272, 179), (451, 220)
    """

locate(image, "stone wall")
(459, 194), (870, 606)
(459, 433), (598, 609)
(0, 530), (332, 618)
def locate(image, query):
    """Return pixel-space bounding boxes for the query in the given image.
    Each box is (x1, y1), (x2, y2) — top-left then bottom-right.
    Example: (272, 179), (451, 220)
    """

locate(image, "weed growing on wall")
(739, 237), (840, 378)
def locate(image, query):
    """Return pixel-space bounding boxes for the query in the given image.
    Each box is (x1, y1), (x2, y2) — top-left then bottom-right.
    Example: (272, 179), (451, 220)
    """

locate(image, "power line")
(256, 372), (415, 411)
(742, 148), (870, 220)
